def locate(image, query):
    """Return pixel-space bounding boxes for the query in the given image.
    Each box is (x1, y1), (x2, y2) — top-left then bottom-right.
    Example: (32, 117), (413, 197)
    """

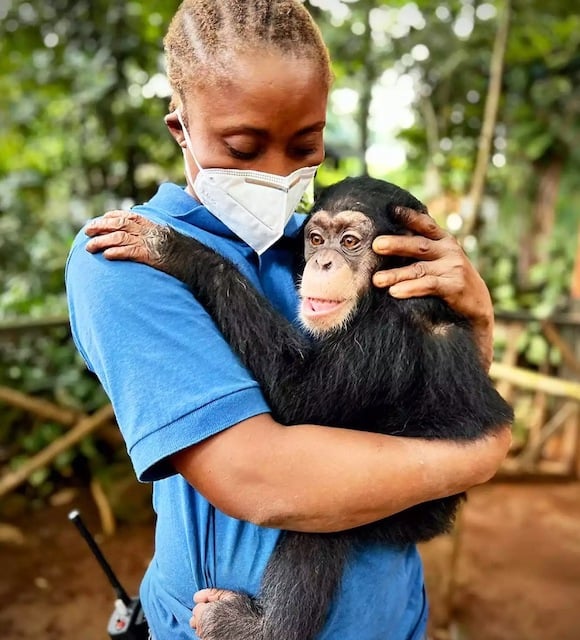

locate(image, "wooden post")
(564, 223), (580, 476)
(489, 363), (580, 399)
(0, 404), (114, 498)
(572, 223), (580, 301)
(495, 321), (525, 404)
(0, 386), (81, 426)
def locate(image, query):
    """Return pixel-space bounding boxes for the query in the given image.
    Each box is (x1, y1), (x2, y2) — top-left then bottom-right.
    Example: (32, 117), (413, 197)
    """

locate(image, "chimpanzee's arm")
(85, 214), (313, 410)
(158, 224), (312, 374)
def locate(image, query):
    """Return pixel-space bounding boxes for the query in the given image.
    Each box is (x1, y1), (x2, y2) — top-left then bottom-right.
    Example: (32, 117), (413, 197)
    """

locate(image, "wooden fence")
(491, 309), (580, 480)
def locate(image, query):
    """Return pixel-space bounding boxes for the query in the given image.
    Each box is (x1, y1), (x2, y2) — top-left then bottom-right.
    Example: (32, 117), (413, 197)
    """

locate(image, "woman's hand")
(372, 207), (494, 369)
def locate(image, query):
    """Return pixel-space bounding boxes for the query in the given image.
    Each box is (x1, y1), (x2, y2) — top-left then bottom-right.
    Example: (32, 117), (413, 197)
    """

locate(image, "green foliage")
(480, 238), (573, 317)
(474, 226), (575, 367)
(0, 0), (181, 319)
(0, 1), (182, 498)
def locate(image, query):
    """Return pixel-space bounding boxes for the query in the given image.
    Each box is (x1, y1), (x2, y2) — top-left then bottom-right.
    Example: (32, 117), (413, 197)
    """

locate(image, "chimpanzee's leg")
(198, 533), (351, 640)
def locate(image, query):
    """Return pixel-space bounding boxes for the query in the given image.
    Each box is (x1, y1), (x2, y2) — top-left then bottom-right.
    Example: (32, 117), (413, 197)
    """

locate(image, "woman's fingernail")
(389, 285), (403, 297)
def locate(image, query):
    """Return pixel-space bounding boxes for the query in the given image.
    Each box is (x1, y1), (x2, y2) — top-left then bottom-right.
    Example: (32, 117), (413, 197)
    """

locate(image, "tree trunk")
(517, 155), (564, 286)
(358, 77), (372, 176)
(357, 3), (374, 176)
(572, 223), (580, 301)
(559, 222), (580, 477)
(420, 96), (443, 200)
(460, 0), (511, 238)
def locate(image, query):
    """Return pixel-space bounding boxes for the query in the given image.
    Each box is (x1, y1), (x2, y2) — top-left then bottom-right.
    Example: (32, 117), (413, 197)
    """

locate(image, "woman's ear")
(165, 111), (186, 148)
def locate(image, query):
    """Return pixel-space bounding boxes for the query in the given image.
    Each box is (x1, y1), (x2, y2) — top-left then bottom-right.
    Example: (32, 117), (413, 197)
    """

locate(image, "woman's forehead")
(185, 51), (328, 134)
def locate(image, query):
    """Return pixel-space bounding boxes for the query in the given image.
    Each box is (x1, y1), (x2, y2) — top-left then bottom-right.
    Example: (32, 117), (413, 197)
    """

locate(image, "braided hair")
(164, 0), (332, 110)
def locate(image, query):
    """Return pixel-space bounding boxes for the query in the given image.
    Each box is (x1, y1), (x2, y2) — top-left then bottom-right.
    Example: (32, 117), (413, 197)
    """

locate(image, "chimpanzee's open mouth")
(301, 297), (347, 318)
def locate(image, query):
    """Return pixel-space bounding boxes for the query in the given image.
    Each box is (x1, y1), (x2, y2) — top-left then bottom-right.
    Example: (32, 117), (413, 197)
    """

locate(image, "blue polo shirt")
(65, 182), (428, 640)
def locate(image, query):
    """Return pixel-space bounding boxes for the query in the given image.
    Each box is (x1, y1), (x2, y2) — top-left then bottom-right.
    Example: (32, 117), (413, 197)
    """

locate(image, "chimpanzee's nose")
(316, 256), (333, 270)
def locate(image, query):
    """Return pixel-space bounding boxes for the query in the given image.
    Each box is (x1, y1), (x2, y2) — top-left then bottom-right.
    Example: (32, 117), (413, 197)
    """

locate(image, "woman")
(66, 2), (511, 638)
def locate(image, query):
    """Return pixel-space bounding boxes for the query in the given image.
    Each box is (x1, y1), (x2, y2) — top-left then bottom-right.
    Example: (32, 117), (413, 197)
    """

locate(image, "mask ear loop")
(176, 109), (204, 189)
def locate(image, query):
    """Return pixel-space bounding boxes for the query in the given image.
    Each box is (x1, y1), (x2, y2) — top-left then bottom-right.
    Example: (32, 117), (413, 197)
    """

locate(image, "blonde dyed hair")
(164, 0), (332, 111)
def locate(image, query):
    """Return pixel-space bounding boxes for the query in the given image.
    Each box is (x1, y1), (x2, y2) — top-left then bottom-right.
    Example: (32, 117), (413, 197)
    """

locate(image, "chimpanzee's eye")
(341, 235), (360, 250)
(310, 232), (324, 247)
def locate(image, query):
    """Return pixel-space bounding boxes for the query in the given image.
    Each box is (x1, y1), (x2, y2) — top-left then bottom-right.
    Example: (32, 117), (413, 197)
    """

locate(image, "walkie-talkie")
(68, 510), (149, 639)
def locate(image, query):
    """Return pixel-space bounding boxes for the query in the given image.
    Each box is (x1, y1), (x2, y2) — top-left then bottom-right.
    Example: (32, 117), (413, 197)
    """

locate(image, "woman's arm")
(172, 412), (511, 533)
(371, 208), (495, 370)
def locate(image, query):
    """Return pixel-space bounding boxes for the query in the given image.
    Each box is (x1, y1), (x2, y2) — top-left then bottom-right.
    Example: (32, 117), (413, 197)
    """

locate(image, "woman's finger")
(372, 235), (436, 260)
(373, 262), (427, 289)
(372, 234), (458, 261)
(373, 255), (464, 288)
(394, 206), (448, 240)
(380, 274), (449, 299)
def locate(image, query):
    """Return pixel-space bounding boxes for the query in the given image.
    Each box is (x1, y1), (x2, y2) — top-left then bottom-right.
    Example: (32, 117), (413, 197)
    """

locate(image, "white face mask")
(177, 110), (319, 255)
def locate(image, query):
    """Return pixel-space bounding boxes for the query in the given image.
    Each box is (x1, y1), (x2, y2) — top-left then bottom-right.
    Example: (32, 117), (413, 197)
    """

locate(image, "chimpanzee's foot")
(191, 588), (264, 640)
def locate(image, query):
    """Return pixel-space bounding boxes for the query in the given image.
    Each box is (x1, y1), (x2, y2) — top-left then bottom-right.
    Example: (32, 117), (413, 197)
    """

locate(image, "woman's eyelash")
(228, 147), (257, 160)
(225, 145), (318, 160)
(294, 147), (317, 156)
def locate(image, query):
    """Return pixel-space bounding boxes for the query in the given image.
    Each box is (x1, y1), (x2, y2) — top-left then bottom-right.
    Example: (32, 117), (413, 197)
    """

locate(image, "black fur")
(148, 177), (513, 640)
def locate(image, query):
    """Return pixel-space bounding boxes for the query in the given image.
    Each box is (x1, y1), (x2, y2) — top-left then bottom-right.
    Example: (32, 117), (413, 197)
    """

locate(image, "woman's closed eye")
(225, 143), (260, 161)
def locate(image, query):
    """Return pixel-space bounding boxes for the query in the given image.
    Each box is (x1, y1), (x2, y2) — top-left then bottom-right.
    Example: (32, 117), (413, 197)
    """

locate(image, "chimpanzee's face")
(299, 209), (380, 335)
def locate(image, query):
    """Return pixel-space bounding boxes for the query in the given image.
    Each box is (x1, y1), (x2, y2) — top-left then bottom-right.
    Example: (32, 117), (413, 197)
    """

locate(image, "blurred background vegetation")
(1, 0), (579, 506)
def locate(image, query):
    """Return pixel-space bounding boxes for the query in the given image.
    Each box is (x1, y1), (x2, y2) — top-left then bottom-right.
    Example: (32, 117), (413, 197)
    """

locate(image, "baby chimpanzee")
(87, 177), (513, 640)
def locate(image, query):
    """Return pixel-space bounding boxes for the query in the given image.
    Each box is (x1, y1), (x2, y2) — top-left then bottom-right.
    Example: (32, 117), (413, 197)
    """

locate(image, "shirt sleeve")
(65, 231), (271, 482)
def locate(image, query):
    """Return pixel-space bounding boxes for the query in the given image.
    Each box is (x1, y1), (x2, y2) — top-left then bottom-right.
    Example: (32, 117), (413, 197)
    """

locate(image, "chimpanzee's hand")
(85, 211), (169, 268)
(191, 588), (264, 640)
(190, 589), (234, 638)
(371, 207), (494, 369)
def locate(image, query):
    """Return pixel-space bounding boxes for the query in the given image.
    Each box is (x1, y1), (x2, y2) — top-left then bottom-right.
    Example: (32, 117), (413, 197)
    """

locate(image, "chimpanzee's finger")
(86, 231), (133, 253)
(394, 206), (448, 240)
(190, 601), (210, 630)
(87, 233), (154, 264)
(193, 588), (233, 604)
(102, 210), (132, 219)
(190, 590), (238, 635)
(85, 212), (152, 236)
(102, 245), (150, 262)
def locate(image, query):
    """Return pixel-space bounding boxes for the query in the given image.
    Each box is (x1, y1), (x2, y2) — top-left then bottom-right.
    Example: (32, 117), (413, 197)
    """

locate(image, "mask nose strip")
(244, 177), (289, 192)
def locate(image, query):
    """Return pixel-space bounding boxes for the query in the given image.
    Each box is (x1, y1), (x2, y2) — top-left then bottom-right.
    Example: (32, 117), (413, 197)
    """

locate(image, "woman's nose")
(255, 153), (300, 177)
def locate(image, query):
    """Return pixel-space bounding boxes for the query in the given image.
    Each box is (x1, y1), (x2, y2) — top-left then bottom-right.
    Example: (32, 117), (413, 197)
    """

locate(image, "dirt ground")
(1, 481), (580, 640)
